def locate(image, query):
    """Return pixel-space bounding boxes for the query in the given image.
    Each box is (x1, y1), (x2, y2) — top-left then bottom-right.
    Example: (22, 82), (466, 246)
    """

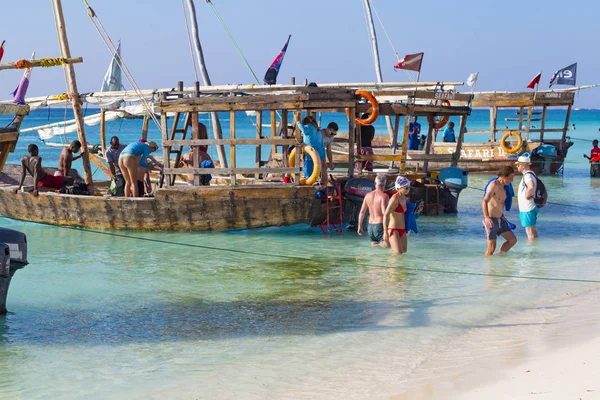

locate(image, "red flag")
(394, 52), (424, 72)
(0, 41), (5, 63)
(527, 72), (541, 89)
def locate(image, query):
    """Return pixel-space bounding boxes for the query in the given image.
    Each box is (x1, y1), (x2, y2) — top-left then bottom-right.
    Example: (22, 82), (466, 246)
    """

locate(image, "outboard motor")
(0, 228), (28, 314)
(439, 167), (468, 213)
(343, 177), (376, 230)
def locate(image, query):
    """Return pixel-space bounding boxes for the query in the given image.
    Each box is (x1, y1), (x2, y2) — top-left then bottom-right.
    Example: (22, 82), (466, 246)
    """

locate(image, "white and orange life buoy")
(500, 131), (523, 154)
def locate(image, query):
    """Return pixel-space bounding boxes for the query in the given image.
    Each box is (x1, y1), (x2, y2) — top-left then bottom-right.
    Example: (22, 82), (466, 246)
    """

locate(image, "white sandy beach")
(391, 288), (600, 400)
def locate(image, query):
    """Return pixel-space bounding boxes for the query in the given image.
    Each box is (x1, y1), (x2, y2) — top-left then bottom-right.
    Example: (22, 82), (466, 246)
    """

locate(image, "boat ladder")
(318, 181), (343, 235)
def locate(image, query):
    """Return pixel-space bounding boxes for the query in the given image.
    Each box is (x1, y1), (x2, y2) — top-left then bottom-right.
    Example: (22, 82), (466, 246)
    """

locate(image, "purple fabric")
(12, 74), (30, 105)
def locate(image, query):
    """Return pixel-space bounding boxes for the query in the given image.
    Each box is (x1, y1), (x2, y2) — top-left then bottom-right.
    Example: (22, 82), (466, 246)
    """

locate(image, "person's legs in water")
(387, 229), (406, 255)
(498, 230), (518, 254)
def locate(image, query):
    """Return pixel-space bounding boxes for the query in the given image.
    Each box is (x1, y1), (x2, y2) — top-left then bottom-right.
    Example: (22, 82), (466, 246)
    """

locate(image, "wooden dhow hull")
(0, 180), (319, 231)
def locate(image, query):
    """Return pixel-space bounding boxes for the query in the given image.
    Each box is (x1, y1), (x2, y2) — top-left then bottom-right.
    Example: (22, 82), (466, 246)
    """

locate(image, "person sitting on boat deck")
(408, 116), (421, 151)
(583, 140), (600, 163)
(482, 166), (517, 257)
(383, 176), (411, 255)
(179, 149), (214, 185)
(356, 114), (375, 172)
(442, 121), (456, 143)
(321, 121), (339, 173)
(118, 140), (159, 198)
(56, 140), (85, 177)
(296, 116), (326, 185)
(357, 173), (390, 247)
(15, 144), (75, 196)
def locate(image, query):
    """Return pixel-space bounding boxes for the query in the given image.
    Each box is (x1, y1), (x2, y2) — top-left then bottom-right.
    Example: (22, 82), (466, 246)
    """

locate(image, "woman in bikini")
(383, 176), (411, 254)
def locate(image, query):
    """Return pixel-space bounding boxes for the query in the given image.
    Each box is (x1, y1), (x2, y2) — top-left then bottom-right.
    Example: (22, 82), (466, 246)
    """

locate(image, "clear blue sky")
(1, 0), (598, 107)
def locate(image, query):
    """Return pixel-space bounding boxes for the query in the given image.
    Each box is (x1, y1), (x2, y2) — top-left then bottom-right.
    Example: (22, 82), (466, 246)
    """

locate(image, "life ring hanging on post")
(288, 146), (322, 185)
(500, 131), (523, 154)
(345, 90), (379, 126)
(427, 100), (451, 129)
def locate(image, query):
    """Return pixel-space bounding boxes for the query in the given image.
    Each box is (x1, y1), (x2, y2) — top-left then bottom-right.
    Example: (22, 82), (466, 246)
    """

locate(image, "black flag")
(263, 35), (291, 85)
(549, 63), (577, 87)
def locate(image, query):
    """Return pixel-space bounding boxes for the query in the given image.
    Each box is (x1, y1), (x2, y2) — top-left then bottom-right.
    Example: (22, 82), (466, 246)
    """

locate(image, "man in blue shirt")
(442, 121), (456, 142)
(408, 116), (421, 150)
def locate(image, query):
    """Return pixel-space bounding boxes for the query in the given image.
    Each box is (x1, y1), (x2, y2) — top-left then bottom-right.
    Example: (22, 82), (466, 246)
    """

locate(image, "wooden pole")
(540, 105), (547, 142)
(191, 111), (201, 186)
(0, 57), (83, 71)
(452, 115), (467, 167)
(141, 114), (150, 141)
(230, 110), (236, 185)
(99, 108), (107, 151)
(185, 0), (228, 168)
(362, 0), (394, 140)
(562, 105), (572, 142)
(422, 123), (435, 173)
(489, 106), (497, 141)
(348, 107), (356, 177)
(400, 115), (411, 171)
(52, 0), (93, 187)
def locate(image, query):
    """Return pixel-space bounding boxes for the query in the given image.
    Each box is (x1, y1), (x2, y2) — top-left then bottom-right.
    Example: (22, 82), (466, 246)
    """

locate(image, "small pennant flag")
(549, 63), (577, 87)
(527, 72), (541, 89)
(0, 40), (5, 63)
(394, 52), (424, 72)
(264, 35), (291, 85)
(467, 72), (479, 88)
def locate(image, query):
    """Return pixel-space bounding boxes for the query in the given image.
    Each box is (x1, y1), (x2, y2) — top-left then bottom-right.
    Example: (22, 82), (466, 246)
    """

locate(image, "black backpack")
(65, 182), (90, 196)
(523, 171), (547, 208)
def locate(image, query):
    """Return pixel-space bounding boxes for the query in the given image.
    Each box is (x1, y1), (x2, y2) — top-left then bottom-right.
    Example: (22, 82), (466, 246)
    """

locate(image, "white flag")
(467, 72), (479, 88)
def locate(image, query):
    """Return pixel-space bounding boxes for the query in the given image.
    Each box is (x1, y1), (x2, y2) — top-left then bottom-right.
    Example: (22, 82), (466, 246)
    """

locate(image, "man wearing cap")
(357, 174), (389, 247)
(516, 156), (539, 240)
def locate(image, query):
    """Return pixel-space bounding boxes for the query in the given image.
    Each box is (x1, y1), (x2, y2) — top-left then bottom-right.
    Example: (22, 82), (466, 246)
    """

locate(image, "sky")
(1, 0), (598, 107)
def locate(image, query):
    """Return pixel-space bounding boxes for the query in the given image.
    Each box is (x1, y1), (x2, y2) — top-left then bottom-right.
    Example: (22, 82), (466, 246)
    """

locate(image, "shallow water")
(1, 110), (600, 399)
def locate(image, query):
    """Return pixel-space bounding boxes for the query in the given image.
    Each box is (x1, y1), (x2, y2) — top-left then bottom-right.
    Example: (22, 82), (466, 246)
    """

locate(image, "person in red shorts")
(15, 144), (74, 196)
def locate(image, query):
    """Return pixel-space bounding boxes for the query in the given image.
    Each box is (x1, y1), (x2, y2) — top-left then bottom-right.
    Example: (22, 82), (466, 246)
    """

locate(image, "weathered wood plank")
(163, 138), (297, 146)
(163, 167), (300, 175)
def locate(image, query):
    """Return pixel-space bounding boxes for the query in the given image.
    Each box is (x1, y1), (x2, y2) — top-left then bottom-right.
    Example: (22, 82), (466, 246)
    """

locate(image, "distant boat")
(515, 110), (541, 115)
(505, 117), (541, 121)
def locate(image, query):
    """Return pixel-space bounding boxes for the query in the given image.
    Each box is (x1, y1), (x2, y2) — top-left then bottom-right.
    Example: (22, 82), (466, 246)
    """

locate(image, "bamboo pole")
(99, 109), (107, 151)
(52, 0), (93, 187)
(362, 0), (394, 140)
(0, 57), (82, 71)
(185, 0), (228, 168)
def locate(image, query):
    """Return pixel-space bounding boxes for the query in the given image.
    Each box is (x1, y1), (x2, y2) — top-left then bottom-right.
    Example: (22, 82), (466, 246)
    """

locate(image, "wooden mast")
(185, 0), (228, 168)
(52, 0), (94, 186)
(362, 0), (394, 140)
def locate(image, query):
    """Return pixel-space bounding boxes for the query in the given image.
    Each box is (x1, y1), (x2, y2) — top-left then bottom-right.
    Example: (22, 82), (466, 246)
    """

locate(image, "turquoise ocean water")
(1, 109), (600, 399)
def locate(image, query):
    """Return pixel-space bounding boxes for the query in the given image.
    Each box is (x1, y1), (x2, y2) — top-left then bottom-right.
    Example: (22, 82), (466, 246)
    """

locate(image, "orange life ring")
(500, 131), (523, 154)
(345, 90), (379, 126)
(427, 100), (451, 129)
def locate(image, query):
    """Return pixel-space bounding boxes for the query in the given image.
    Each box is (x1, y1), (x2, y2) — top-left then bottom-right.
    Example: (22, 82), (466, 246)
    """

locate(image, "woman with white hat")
(383, 176), (411, 254)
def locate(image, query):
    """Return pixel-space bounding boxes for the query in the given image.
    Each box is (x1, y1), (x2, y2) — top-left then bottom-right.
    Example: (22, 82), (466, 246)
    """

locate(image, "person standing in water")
(383, 176), (411, 255)
(482, 166), (518, 256)
(516, 156), (539, 240)
(358, 174), (389, 247)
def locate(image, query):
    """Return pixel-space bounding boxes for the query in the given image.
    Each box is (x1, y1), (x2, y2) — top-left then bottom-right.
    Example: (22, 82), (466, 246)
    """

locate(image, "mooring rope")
(10, 220), (600, 285)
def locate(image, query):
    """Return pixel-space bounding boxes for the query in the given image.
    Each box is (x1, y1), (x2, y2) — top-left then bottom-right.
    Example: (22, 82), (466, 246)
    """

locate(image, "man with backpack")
(516, 155), (546, 240)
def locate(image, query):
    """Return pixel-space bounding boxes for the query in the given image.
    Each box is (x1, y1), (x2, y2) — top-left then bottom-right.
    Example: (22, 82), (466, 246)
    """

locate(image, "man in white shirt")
(516, 156), (539, 240)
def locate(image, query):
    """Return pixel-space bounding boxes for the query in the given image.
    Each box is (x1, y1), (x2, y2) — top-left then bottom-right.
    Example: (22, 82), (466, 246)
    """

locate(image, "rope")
(466, 185), (600, 211)
(82, 0), (163, 136)
(181, 0), (199, 83)
(206, 0), (261, 84)
(11, 219), (600, 285)
(369, 0), (415, 83)
(13, 60), (31, 69)
(38, 57), (68, 67)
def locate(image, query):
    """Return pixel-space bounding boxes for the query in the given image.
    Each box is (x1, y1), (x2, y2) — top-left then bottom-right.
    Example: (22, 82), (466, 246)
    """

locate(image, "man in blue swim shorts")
(516, 156), (539, 240)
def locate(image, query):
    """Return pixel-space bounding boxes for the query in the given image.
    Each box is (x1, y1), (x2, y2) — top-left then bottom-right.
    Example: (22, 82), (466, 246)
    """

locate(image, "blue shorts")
(519, 207), (539, 228)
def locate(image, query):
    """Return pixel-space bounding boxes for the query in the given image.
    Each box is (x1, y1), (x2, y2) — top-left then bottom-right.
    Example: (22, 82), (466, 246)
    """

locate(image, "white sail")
(100, 42), (122, 92)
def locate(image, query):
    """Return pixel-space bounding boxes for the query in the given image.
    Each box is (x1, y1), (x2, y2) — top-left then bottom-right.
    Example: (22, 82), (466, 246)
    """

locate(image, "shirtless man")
(56, 140), (85, 177)
(357, 174), (390, 246)
(15, 144), (74, 196)
(179, 149), (214, 185)
(482, 166), (518, 256)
